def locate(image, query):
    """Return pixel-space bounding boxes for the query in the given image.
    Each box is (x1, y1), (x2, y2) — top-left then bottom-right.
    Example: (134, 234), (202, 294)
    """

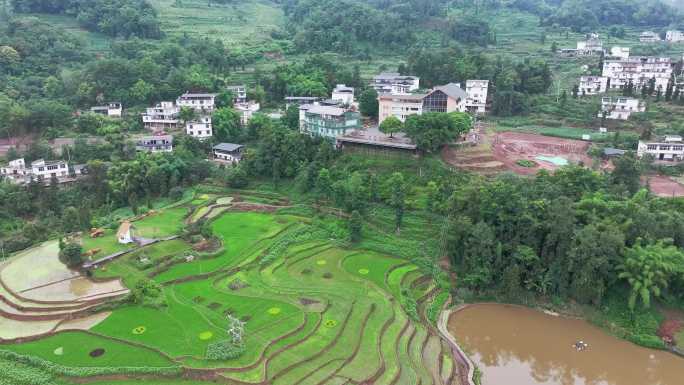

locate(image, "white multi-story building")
(90, 102), (122, 118)
(186, 116), (212, 140)
(136, 135), (174, 153)
(142, 101), (180, 131)
(561, 33), (604, 56)
(599, 97), (645, 120)
(640, 31), (661, 43)
(465, 80), (489, 113)
(331, 84), (355, 106)
(579, 76), (609, 95)
(602, 56), (673, 92)
(666, 30), (684, 42)
(234, 102), (260, 125)
(609, 46), (630, 59)
(638, 135), (684, 161)
(176, 92), (216, 113)
(0, 158), (85, 184)
(371, 73), (420, 95)
(226, 85), (247, 104)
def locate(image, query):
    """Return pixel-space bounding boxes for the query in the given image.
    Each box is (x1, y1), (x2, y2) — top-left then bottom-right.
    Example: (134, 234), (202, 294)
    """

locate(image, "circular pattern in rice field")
(199, 331), (214, 340)
(324, 319), (338, 328)
(132, 326), (147, 335)
(358, 268), (370, 275)
(268, 307), (282, 315)
(53, 347), (64, 356)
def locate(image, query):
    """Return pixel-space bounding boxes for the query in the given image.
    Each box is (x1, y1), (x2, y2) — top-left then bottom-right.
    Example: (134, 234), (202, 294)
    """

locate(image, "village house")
(117, 221), (134, 244)
(666, 30), (684, 43)
(142, 101), (180, 131)
(1, 158), (86, 185)
(299, 105), (361, 139)
(602, 56), (672, 92)
(226, 85), (247, 104)
(213, 143), (244, 163)
(423, 83), (467, 113)
(136, 135), (174, 153)
(599, 97), (645, 120)
(331, 84), (355, 106)
(465, 80), (489, 113)
(579, 76), (609, 95)
(176, 92), (217, 113)
(378, 82), (468, 124)
(608, 46), (630, 60)
(186, 116), (212, 140)
(371, 73), (420, 94)
(285, 96), (323, 107)
(640, 31), (661, 43)
(378, 93), (425, 124)
(90, 102), (122, 118)
(561, 33), (604, 56)
(234, 101), (261, 125)
(638, 135), (684, 161)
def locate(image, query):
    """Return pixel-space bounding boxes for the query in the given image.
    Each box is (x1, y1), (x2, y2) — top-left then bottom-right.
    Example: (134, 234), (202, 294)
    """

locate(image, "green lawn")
(2, 331), (174, 368)
(134, 207), (189, 239)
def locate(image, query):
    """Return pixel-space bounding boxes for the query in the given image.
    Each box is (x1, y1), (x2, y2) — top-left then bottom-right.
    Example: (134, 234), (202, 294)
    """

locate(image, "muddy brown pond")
(448, 304), (684, 385)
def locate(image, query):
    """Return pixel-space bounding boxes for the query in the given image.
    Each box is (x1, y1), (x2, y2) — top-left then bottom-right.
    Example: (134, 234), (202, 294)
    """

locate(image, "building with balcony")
(640, 31), (661, 43)
(638, 135), (684, 161)
(176, 92), (216, 113)
(234, 102), (261, 125)
(465, 80), (489, 113)
(331, 84), (355, 106)
(142, 101), (180, 131)
(300, 105), (361, 139)
(602, 56), (673, 92)
(136, 135), (174, 153)
(213, 143), (244, 163)
(666, 30), (684, 42)
(226, 85), (247, 104)
(378, 93), (426, 124)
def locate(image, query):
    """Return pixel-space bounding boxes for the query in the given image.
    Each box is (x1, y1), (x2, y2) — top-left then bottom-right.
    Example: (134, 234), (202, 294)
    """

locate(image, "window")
(660, 145), (671, 151)
(647, 144), (658, 150)
(423, 90), (447, 113)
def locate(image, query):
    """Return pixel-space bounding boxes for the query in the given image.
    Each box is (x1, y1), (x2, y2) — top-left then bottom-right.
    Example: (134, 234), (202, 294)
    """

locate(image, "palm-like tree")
(617, 242), (679, 311)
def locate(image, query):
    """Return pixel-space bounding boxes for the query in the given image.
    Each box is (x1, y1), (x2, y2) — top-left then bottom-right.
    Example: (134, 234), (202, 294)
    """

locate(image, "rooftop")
(213, 143), (244, 152)
(433, 83), (467, 100)
(307, 105), (348, 116)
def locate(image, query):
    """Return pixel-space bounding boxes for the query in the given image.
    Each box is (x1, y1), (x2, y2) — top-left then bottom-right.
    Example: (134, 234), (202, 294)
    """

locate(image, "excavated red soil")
(645, 175), (684, 197)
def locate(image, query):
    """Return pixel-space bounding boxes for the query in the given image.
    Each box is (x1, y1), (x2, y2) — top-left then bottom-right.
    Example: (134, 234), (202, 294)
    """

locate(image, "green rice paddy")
(1, 192), (456, 384)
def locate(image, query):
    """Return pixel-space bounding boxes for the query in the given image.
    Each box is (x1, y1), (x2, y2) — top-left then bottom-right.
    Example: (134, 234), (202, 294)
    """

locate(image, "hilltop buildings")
(560, 33), (604, 56)
(226, 85), (247, 104)
(599, 97), (645, 120)
(640, 31), (661, 43)
(370, 73), (420, 94)
(602, 56), (673, 92)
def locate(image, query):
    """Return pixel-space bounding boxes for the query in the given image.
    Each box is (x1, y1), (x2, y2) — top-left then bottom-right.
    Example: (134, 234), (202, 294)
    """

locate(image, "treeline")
(406, 47), (552, 116)
(511, 0), (682, 32)
(11, 0), (162, 38)
(282, 0), (414, 54)
(436, 158), (684, 326)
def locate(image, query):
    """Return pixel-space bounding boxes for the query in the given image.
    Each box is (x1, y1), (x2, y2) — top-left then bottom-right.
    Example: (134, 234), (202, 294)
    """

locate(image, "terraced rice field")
(0, 192), (458, 384)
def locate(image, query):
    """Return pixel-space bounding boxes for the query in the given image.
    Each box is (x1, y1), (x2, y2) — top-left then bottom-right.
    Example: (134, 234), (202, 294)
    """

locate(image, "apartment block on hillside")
(176, 92), (216, 113)
(638, 135), (684, 161)
(602, 56), (672, 92)
(90, 102), (122, 118)
(186, 116), (212, 140)
(579, 76), (609, 95)
(299, 105), (361, 139)
(599, 97), (645, 120)
(142, 101), (180, 131)
(371, 73), (420, 95)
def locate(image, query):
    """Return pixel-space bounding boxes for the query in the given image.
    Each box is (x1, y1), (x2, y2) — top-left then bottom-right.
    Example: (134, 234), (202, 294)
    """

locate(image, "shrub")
(58, 241), (83, 267)
(515, 159), (537, 168)
(205, 339), (245, 360)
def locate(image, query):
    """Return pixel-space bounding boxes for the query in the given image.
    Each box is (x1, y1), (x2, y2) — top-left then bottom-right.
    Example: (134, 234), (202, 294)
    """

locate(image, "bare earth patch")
(644, 175), (684, 197)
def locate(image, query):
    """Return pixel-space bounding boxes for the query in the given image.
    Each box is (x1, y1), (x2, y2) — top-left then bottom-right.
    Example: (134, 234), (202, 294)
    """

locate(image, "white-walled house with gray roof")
(177, 92), (217, 113)
(213, 143), (244, 163)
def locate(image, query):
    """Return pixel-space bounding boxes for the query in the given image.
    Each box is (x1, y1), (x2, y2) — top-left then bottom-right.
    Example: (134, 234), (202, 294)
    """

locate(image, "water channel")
(448, 303), (684, 385)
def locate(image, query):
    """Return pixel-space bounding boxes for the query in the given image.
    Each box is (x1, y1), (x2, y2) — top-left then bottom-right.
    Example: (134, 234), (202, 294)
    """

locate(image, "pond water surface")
(448, 304), (684, 385)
